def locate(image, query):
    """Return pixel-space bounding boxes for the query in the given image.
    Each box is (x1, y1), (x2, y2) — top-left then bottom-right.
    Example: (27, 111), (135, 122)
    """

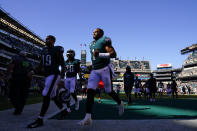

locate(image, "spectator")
(171, 80), (178, 98)
(134, 76), (142, 99)
(166, 83), (171, 97)
(123, 66), (134, 105)
(146, 73), (157, 102)
(7, 51), (33, 115)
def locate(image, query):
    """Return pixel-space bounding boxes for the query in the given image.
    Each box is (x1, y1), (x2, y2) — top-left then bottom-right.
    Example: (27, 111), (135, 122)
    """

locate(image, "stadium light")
(0, 18), (45, 45)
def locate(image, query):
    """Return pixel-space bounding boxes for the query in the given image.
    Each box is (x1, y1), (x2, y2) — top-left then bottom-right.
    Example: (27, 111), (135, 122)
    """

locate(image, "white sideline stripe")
(46, 96), (82, 119)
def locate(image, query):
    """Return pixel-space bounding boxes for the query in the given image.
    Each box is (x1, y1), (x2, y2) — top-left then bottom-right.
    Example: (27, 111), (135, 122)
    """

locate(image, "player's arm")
(94, 37), (117, 58)
(105, 45), (117, 58)
(77, 61), (82, 79)
(58, 48), (65, 79)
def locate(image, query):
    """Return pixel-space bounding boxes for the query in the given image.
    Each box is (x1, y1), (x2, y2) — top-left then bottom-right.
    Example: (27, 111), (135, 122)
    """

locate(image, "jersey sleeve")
(104, 37), (112, 46)
(56, 46), (65, 65)
(76, 59), (81, 73)
(56, 46), (64, 54)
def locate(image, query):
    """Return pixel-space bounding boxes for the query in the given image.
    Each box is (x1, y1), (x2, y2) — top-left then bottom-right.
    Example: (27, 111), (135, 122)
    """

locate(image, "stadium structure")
(153, 64), (173, 81)
(0, 8), (45, 72)
(178, 43), (197, 81)
(112, 58), (151, 82)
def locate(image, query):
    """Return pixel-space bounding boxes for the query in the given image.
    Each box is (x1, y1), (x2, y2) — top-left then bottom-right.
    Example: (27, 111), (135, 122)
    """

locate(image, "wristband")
(99, 53), (110, 58)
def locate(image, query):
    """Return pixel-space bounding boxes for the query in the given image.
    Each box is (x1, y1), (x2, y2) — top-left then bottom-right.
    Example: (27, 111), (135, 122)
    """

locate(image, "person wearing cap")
(123, 66), (134, 105)
(7, 50), (33, 115)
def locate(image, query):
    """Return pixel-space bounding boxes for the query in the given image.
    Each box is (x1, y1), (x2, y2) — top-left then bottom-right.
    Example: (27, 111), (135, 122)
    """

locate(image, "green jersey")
(65, 59), (80, 78)
(41, 46), (64, 76)
(90, 36), (112, 70)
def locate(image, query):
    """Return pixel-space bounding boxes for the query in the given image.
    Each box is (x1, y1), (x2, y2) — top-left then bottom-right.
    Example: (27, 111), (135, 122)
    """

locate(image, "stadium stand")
(0, 8), (45, 95)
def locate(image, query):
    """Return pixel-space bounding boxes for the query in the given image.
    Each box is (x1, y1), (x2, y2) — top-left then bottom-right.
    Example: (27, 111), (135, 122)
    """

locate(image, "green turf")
(51, 95), (197, 120)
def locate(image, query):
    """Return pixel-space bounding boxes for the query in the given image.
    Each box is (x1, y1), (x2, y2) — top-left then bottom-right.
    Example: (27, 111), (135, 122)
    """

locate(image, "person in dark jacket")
(123, 66), (134, 105)
(147, 73), (157, 102)
(7, 51), (33, 115)
(171, 79), (178, 98)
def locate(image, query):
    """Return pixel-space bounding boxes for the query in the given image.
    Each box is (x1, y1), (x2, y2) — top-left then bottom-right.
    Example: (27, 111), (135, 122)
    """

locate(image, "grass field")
(51, 94), (197, 120)
(0, 94), (43, 111)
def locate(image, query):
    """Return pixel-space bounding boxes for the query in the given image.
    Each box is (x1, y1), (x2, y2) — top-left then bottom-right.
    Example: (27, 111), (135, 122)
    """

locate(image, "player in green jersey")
(27, 35), (66, 128)
(79, 28), (124, 125)
(64, 49), (81, 112)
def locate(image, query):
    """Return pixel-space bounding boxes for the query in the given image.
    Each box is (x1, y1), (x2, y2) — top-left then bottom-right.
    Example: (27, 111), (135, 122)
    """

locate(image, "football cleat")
(27, 118), (43, 128)
(78, 117), (92, 125)
(119, 101), (124, 116)
(59, 109), (68, 120)
(67, 108), (71, 113)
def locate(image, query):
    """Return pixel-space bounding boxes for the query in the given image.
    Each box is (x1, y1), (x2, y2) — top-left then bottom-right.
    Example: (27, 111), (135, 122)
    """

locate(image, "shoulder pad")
(55, 46), (64, 53)
(104, 36), (112, 45)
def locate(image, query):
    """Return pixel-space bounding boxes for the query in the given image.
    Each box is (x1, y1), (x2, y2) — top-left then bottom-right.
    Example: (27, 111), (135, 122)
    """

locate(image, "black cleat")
(58, 109), (68, 120)
(27, 118), (43, 128)
(13, 110), (21, 115)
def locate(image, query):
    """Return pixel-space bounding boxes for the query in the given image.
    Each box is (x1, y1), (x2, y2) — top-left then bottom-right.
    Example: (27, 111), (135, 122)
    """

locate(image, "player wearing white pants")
(87, 65), (112, 93)
(65, 77), (76, 94)
(134, 88), (140, 94)
(158, 81), (164, 98)
(79, 28), (124, 126)
(134, 76), (142, 99)
(43, 74), (60, 98)
(158, 88), (163, 92)
(27, 35), (66, 128)
(64, 49), (81, 111)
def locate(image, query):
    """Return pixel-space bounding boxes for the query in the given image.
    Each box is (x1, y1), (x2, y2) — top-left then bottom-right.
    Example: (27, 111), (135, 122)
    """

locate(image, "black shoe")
(59, 109), (68, 120)
(27, 118), (43, 128)
(13, 109), (22, 115)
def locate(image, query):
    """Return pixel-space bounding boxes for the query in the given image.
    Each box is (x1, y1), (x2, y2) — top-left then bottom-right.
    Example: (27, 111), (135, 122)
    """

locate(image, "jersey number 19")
(43, 55), (51, 66)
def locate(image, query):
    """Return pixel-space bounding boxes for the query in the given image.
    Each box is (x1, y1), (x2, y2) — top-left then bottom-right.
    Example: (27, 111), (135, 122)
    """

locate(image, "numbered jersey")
(65, 59), (80, 78)
(90, 36), (111, 70)
(41, 46), (64, 76)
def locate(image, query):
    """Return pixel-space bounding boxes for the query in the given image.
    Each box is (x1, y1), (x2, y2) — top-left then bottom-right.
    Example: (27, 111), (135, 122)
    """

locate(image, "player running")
(78, 28), (124, 125)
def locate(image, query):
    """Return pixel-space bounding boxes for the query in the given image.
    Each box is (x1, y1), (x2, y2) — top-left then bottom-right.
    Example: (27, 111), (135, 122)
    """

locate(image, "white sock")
(85, 113), (91, 119)
(61, 107), (65, 111)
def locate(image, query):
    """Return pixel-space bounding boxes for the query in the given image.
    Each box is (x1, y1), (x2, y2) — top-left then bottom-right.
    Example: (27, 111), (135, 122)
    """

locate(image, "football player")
(158, 81), (164, 98)
(134, 76), (142, 99)
(64, 49), (81, 112)
(27, 35), (66, 128)
(78, 28), (124, 125)
(124, 66), (134, 105)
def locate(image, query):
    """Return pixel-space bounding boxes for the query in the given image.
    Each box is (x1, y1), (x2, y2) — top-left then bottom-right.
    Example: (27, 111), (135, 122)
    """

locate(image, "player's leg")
(101, 67), (124, 116)
(70, 77), (79, 110)
(78, 70), (100, 125)
(128, 87), (132, 104)
(27, 75), (60, 128)
(65, 78), (71, 111)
